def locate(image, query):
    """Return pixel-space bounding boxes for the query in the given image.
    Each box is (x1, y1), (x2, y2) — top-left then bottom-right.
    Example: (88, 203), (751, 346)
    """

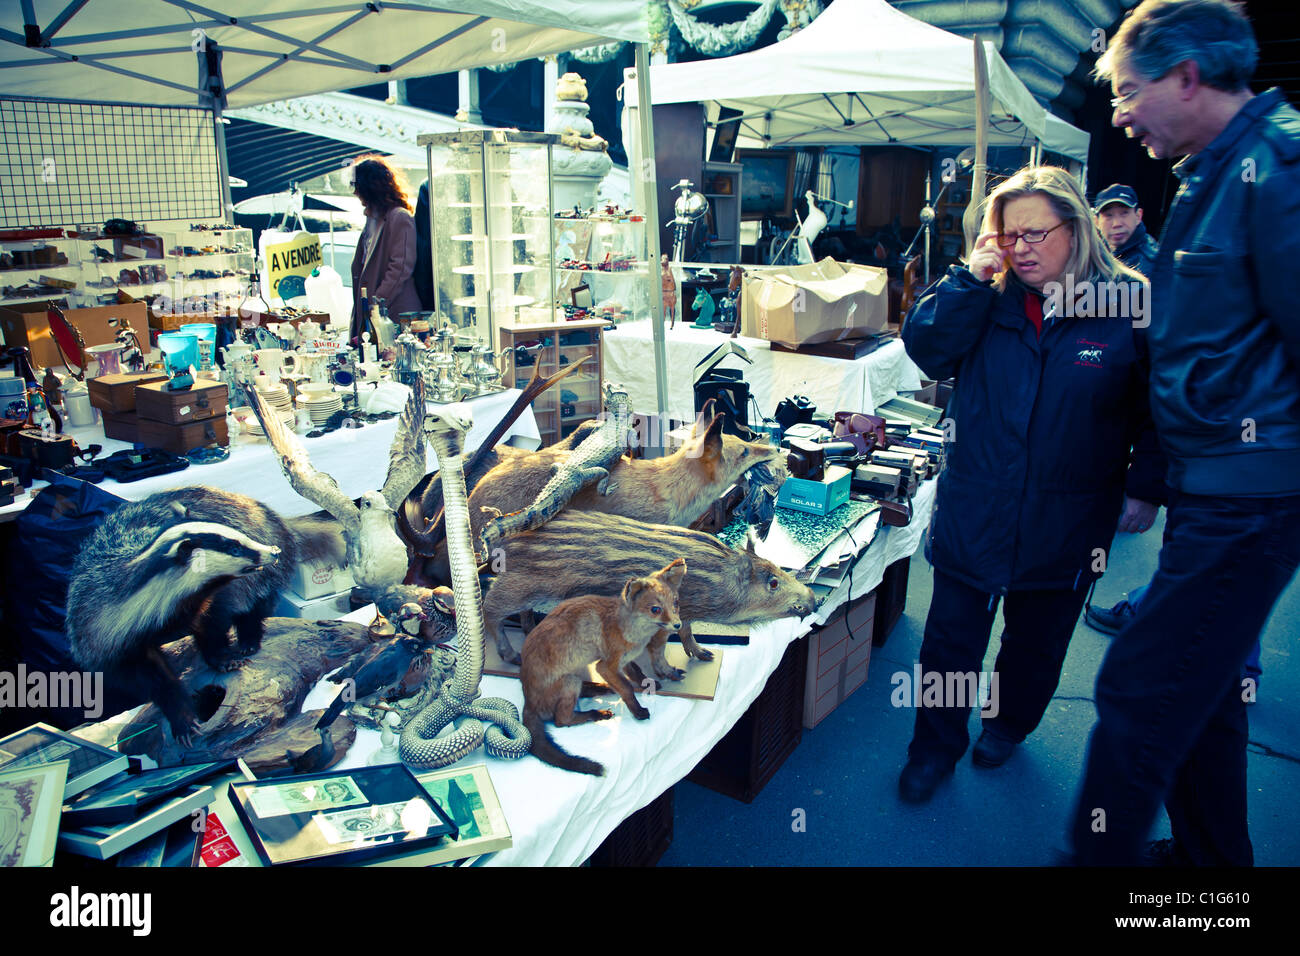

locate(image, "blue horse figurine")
(691, 287), (716, 329)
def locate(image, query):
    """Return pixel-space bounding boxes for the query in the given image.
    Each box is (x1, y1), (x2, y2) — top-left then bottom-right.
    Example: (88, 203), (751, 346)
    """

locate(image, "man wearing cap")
(1094, 184), (1159, 275)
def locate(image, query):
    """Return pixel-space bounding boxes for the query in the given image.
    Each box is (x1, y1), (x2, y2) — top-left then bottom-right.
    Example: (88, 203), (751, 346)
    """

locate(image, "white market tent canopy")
(650, 0), (1089, 162)
(0, 0), (649, 108)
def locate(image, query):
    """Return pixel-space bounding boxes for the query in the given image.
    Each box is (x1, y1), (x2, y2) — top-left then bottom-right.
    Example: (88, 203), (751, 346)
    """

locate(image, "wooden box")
(686, 637), (805, 803)
(589, 787), (674, 867)
(138, 416), (228, 454)
(135, 379), (227, 425)
(87, 372), (168, 414)
(872, 557), (911, 648)
(803, 591), (875, 729)
(1, 301), (144, 370)
(101, 409), (141, 443)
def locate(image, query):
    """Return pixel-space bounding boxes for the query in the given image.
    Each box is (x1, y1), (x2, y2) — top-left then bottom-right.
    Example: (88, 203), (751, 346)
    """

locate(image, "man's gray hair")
(1094, 0), (1258, 92)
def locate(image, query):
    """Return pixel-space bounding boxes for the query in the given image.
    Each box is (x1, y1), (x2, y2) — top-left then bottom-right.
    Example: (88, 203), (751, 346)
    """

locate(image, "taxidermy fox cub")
(520, 558), (687, 776)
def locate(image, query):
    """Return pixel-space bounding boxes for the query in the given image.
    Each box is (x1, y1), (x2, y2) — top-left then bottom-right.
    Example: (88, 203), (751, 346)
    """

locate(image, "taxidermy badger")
(66, 487), (345, 746)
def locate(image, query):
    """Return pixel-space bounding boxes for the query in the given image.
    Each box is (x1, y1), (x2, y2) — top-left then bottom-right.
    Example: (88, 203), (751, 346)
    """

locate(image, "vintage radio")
(134, 379), (227, 425)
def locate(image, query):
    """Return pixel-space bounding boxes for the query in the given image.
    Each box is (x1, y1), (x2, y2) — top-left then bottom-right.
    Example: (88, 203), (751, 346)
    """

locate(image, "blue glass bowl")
(178, 322), (216, 342)
(157, 331), (199, 372)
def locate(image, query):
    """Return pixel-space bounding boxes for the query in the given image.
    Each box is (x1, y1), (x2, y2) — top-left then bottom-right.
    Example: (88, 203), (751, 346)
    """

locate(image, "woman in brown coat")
(349, 155), (423, 344)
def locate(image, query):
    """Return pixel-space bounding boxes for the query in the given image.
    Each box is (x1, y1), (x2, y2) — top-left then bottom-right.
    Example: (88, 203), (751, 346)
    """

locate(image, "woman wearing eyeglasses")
(897, 165), (1165, 803)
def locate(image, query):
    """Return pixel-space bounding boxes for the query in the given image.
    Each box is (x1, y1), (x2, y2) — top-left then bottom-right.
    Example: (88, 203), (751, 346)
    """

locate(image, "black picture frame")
(0, 723), (129, 799)
(62, 759), (235, 828)
(229, 764), (457, 866)
(737, 148), (797, 221)
(709, 107), (744, 164)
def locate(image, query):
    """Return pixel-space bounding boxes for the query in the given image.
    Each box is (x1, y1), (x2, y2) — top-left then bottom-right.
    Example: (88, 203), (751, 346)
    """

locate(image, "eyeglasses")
(996, 221), (1069, 247)
(1110, 84), (1147, 110)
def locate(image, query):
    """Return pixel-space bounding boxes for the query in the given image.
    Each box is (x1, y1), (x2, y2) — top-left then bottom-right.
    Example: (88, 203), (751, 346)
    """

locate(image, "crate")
(803, 591), (876, 729)
(686, 636), (806, 803)
(0, 301), (143, 370)
(589, 787), (674, 867)
(872, 557), (910, 648)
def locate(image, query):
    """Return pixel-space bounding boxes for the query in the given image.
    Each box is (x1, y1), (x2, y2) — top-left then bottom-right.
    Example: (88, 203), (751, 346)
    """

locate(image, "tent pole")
(962, 35), (990, 257)
(214, 103), (233, 220)
(632, 42), (669, 449)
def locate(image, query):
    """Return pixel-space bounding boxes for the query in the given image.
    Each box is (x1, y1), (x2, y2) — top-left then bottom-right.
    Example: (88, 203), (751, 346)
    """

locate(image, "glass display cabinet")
(419, 129), (559, 351)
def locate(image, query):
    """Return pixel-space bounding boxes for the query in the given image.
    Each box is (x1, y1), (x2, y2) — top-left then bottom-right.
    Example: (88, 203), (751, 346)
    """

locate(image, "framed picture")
(367, 764), (512, 867)
(62, 759), (235, 828)
(0, 761), (68, 867)
(57, 784), (216, 860)
(709, 106), (744, 164)
(0, 723), (129, 799)
(737, 148), (797, 221)
(570, 283), (594, 310)
(228, 764), (457, 866)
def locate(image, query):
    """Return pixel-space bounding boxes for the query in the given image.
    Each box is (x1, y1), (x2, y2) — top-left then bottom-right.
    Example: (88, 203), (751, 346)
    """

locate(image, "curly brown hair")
(351, 154), (413, 216)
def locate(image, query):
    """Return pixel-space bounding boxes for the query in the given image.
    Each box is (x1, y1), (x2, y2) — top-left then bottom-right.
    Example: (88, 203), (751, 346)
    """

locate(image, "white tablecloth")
(1, 388), (540, 519)
(602, 320), (925, 423)
(323, 480), (936, 866)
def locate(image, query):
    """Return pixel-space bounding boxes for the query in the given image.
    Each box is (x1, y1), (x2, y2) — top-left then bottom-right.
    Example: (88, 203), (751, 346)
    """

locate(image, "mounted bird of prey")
(242, 376), (427, 615)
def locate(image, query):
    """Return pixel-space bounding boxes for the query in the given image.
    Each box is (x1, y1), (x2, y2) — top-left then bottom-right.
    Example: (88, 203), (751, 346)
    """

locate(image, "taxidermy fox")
(520, 558), (687, 776)
(466, 401), (780, 547)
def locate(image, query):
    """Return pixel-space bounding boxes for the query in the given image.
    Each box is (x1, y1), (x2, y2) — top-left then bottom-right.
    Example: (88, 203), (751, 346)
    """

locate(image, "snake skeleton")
(477, 383), (634, 561)
(399, 408), (531, 768)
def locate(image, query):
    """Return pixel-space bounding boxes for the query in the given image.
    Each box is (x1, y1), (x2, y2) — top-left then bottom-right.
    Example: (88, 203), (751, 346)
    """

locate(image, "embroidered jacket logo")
(1077, 348), (1103, 363)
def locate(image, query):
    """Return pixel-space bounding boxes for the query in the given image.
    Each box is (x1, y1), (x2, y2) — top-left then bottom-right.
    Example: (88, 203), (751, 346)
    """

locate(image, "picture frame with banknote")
(229, 764), (457, 866)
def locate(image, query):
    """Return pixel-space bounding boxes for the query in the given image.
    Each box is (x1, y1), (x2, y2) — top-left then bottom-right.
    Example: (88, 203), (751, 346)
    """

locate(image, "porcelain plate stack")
(297, 385), (344, 425)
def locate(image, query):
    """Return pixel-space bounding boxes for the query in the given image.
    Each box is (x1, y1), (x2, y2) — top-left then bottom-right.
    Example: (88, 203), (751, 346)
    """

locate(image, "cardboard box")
(741, 258), (889, 346)
(290, 556), (356, 601)
(275, 588), (354, 622)
(776, 465), (851, 515)
(1, 301), (144, 370)
(803, 591), (876, 729)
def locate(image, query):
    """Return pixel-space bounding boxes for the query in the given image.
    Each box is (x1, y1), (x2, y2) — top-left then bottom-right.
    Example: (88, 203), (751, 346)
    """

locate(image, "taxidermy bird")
(327, 634), (429, 703)
(373, 584), (456, 644)
(243, 376), (427, 623)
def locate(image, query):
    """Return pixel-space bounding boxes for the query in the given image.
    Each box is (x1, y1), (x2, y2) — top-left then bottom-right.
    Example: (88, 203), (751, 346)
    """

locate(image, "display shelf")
(498, 317), (606, 444)
(422, 129), (560, 350)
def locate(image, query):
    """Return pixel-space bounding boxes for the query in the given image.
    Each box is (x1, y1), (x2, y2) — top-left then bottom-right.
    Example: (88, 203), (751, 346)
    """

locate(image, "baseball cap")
(1094, 184), (1139, 212)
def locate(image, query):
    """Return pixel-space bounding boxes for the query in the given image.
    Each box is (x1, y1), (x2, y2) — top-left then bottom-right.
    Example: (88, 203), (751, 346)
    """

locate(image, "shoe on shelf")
(1084, 597), (1137, 636)
(898, 757), (954, 804)
(972, 729), (1017, 768)
(1143, 837), (1191, 866)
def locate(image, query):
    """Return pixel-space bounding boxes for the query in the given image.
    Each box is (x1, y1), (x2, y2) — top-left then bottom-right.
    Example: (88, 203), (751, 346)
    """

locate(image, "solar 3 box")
(775, 465), (851, 515)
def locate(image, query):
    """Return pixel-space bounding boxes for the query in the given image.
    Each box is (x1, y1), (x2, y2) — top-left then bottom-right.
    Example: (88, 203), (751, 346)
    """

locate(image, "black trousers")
(908, 568), (1090, 766)
(1071, 492), (1300, 865)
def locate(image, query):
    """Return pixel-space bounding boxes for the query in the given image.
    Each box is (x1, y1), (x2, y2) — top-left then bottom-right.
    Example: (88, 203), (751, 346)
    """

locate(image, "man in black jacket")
(1094, 183), (1158, 276)
(1071, 0), (1300, 866)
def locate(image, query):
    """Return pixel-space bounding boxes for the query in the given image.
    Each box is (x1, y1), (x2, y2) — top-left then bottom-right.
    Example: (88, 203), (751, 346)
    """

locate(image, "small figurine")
(661, 255), (677, 329)
(368, 711), (401, 766)
(691, 287), (716, 329)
